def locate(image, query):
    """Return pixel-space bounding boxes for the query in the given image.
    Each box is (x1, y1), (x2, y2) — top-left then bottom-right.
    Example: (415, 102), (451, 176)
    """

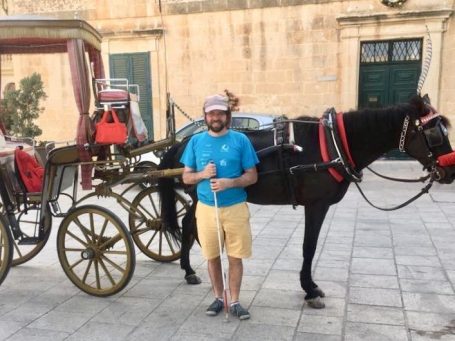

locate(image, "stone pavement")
(0, 160), (454, 340)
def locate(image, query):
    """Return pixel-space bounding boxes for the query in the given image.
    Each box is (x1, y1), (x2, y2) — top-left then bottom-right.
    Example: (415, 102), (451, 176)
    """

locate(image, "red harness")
(319, 112), (356, 182)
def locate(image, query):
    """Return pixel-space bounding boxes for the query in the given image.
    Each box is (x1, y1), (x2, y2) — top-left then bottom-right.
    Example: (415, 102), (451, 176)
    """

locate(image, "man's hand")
(210, 178), (232, 192)
(210, 167), (257, 192)
(202, 162), (217, 179)
(182, 162), (217, 185)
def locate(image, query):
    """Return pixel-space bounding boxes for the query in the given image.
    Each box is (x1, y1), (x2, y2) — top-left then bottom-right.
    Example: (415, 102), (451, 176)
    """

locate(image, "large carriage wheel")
(0, 216), (13, 285)
(12, 205), (52, 266)
(128, 186), (192, 262)
(57, 205), (135, 297)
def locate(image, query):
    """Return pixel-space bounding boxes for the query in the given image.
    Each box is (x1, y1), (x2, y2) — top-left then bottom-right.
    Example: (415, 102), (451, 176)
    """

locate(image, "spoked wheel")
(57, 205), (135, 297)
(12, 205), (52, 266)
(0, 216), (13, 285)
(128, 186), (192, 262)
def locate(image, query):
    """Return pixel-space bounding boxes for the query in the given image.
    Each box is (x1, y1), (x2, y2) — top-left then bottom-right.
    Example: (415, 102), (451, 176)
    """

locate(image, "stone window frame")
(336, 8), (453, 110)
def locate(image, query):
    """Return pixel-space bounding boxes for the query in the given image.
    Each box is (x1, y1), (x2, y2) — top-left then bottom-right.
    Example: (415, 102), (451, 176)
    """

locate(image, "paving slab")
(0, 160), (454, 340)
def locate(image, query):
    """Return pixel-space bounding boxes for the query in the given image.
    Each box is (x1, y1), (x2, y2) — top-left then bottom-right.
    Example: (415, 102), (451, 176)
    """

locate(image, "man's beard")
(207, 121), (226, 133)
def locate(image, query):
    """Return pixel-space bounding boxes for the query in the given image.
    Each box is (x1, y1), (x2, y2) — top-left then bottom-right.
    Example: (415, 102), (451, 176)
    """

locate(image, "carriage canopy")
(0, 15), (105, 188)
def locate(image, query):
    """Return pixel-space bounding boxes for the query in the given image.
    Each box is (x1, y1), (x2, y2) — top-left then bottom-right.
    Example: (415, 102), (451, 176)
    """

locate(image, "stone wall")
(440, 2), (455, 121)
(3, 0), (455, 144)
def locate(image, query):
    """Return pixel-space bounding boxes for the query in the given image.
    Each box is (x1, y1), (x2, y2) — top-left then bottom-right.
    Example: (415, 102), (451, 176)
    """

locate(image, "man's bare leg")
(208, 257), (224, 297)
(228, 256), (243, 302)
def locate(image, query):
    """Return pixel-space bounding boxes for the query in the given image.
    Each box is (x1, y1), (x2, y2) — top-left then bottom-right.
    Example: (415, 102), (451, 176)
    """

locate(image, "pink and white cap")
(203, 94), (229, 113)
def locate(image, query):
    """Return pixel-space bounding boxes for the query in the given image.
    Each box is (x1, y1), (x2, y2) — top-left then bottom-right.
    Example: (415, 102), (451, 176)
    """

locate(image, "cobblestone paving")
(0, 160), (454, 340)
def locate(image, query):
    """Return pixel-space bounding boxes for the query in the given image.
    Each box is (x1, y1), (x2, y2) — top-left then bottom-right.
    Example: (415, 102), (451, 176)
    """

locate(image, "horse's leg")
(182, 205), (201, 284)
(301, 202), (329, 309)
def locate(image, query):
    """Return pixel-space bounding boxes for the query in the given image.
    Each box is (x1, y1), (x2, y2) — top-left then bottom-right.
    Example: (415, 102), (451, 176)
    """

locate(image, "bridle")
(357, 102), (453, 211)
(398, 104), (450, 181)
(398, 115), (410, 153)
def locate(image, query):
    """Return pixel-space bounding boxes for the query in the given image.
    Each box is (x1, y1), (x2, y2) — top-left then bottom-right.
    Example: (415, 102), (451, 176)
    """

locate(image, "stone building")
(0, 0), (454, 143)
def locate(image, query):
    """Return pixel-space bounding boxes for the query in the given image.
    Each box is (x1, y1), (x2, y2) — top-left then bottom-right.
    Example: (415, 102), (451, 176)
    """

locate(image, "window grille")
(360, 39), (422, 64)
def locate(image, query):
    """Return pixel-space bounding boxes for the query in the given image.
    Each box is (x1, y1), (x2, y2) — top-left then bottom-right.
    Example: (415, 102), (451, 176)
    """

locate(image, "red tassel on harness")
(438, 151), (455, 167)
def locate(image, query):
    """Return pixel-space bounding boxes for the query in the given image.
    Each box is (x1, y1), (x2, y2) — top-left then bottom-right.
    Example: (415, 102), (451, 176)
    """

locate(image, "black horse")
(158, 95), (455, 308)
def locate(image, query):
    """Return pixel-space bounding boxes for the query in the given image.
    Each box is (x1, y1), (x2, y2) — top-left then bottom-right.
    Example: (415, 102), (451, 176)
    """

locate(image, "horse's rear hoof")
(185, 274), (201, 285)
(305, 296), (325, 309)
(314, 286), (325, 298)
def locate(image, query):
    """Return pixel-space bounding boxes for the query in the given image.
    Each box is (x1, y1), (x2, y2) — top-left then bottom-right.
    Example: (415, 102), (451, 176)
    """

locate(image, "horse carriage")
(0, 16), (191, 296)
(1, 17), (455, 309)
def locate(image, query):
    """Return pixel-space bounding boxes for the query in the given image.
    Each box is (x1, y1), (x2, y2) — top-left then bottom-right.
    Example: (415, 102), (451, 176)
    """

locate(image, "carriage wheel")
(57, 205), (135, 297)
(12, 205), (52, 266)
(0, 216), (13, 285)
(128, 186), (192, 262)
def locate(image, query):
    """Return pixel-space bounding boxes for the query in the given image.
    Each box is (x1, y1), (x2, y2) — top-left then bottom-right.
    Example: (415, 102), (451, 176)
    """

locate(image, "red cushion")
(98, 89), (129, 102)
(14, 147), (44, 192)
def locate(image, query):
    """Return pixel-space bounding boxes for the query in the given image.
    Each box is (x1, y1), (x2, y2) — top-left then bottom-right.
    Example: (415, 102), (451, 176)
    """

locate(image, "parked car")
(175, 112), (279, 142)
(136, 112), (280, 187)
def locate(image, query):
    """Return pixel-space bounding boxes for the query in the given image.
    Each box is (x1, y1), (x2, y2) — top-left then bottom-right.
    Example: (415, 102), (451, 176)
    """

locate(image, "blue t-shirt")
(180, 130), (259, 207)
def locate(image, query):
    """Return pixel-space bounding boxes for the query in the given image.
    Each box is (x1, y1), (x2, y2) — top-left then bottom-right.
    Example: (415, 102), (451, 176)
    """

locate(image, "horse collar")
(319, 109), (362, 183)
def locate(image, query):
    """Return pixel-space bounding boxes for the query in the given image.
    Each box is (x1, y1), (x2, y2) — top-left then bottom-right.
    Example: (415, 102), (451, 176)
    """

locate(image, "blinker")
(424, 121), (445, 148)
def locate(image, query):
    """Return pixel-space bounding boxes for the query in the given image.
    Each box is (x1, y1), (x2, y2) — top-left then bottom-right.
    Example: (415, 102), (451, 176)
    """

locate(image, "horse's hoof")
(314, 286), (325, 298)
(305, 296), (325, 309)
(185, 274), (201, 285)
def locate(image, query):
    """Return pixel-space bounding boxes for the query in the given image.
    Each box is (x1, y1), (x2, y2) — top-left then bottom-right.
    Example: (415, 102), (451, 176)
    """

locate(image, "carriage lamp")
(381, 0), (407, 7)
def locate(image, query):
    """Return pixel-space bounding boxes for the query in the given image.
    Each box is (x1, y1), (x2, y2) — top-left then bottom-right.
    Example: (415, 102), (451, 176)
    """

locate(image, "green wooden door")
(358, 39), (422, 158)
(109, 53), (153, 140)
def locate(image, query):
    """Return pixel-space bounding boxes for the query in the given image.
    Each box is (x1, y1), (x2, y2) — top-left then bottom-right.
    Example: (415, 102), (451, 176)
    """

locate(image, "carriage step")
(18, 237), (40, 245)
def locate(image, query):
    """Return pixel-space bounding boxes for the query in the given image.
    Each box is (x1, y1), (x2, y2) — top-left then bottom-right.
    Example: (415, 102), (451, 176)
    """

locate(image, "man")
(180, 93), (258, 320)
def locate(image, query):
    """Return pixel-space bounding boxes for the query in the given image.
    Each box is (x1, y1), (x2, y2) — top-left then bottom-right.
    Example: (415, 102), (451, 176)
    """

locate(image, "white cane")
(212, 180), (229, 322)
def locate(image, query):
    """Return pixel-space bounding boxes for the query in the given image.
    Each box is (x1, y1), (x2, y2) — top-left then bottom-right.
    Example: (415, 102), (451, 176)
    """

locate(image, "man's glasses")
(206, 111), (227, 117)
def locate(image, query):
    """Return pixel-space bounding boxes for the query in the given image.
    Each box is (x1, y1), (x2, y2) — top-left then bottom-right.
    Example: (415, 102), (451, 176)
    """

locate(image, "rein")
(354, 178), (434, 211)
(256, 110), (445, 211)
(366, 166), (431, 183)
(288, 112), (437, 211)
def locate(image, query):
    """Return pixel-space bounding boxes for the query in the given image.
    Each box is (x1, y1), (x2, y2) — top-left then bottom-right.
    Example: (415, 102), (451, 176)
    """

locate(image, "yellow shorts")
(195, 201), (252, 260)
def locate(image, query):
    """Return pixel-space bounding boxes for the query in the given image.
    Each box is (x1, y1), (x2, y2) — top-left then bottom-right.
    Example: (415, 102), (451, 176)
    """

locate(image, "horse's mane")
(290, 103), (417, 140)
(343, 104), (410, 133)
(295, 115), (319, 122)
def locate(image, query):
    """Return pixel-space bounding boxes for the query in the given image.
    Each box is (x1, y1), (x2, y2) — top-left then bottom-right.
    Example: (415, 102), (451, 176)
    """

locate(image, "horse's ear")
(409, 95), (427, 115)
(422, 94), (431, 105)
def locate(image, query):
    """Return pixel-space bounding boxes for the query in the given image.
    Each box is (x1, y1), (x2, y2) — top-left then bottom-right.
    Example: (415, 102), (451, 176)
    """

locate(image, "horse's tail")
(158, 142), (184, 241)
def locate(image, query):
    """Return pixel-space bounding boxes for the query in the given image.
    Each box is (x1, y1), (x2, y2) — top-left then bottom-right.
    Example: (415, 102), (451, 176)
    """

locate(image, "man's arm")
(182, 163), (216, 185)
(210, 167), (257, 192)
(230, 167), (257, 188)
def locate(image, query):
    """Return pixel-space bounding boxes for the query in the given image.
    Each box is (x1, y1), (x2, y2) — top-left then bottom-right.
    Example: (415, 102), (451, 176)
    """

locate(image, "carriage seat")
(14, 146), (44, 194)
(94, 78), (140, 108)
(93, 78), (147, 142)
(98, 88), (130, 103)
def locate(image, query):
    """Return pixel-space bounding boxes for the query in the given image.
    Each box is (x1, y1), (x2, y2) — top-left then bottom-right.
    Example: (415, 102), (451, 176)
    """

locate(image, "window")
(360, 39), (422, 64)
(231, 118), (260, 130)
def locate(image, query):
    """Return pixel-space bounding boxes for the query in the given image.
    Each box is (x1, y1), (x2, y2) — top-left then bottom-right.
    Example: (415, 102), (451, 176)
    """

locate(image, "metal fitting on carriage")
(293, 145), (303, 152)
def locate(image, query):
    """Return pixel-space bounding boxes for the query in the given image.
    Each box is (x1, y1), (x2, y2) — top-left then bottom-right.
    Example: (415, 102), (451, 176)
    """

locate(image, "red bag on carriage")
(14, 147), (44, 193)
(95, 109), (128, 145)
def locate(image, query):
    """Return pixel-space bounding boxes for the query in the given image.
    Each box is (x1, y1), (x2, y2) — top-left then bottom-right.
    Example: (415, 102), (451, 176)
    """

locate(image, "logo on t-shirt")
(221, 144), (229, 152)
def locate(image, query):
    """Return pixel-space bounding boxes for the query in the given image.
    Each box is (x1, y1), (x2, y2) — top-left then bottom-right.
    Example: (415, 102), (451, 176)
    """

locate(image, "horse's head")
(402, 95), (455, 184)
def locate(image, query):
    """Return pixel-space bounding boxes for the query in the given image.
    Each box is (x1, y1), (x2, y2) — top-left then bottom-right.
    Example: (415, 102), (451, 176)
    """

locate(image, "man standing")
(180, 93), (258, 320)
